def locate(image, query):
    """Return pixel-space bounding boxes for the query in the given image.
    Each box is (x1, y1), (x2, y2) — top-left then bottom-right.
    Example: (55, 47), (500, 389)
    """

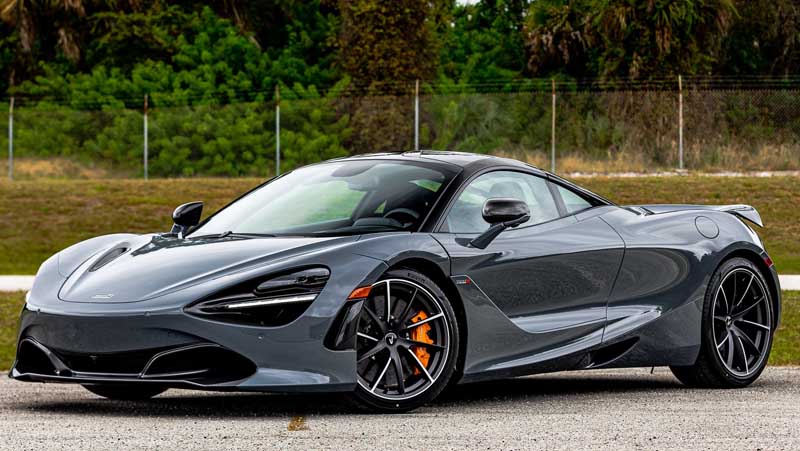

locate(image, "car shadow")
(11, 371), (746, 418)
(438, 372), (683, 406)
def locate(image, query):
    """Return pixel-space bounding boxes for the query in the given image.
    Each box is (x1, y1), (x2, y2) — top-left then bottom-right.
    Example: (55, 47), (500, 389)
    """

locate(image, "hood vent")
(89, 247), (128, 272)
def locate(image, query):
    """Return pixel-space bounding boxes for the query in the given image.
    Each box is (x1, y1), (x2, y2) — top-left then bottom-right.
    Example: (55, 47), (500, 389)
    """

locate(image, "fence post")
(7, 96), (13, 181)
(275, 85), (281, 176)
(143, 94), (149, 181)
(414, 79), (420, 151)
(551, 79), (556, 173)
(678, 75), (684, 171)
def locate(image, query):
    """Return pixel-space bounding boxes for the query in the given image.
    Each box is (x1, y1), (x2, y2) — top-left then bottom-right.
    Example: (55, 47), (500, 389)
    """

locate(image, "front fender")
(349, 232), (451, 274)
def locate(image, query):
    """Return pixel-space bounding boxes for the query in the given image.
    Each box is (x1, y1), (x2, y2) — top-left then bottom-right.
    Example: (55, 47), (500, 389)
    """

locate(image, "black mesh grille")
(54, 346), (172, 374)
(15, 339), (256, 385)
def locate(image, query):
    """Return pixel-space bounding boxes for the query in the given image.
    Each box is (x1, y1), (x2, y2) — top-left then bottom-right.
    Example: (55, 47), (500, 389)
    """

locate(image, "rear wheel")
(83, 384), (167, 400)
(348, 269), (459, 413)
(671, 257), (775, 388)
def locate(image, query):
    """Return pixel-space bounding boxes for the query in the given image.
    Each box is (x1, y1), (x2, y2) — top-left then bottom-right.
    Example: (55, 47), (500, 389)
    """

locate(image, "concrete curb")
(0, 276), (34, 292)
(1, 274), (799, 292)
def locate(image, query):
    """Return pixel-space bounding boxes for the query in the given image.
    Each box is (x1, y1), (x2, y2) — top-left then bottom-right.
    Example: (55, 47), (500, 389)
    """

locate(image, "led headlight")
(185, 267), (330, 327)
(222, 293), (319, 310)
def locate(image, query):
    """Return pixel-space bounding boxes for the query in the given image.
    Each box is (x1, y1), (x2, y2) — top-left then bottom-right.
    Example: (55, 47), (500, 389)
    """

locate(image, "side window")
(446, 171), (560, 233)
(556, 185), (593, 214)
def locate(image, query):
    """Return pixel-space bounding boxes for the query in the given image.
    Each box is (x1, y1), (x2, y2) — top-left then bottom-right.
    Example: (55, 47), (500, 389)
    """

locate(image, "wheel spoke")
(734, 274), (754, 311)
(735, 334), (749, 373)
(402, 338), (445, 351)
(737, 318), (770, 331)
(403, 347), (433, 382)
(719, 287), (730, 314)
(397, 288), (418, 326)
(371, 357), (392, 393)
(362, 306), (386, 333)
(732, 326), (760, 355)
(716, 331), (730, 350)
(358, 343), (385, 362)
(357, 332), (379, 342)
(713, 315), (727, 322)
(391, 351), (405, 395)
(401, 312), (444, 331)
(734, 296), (764, 319)
(385, 280), (392, 319)
(725, 333), (735, 368)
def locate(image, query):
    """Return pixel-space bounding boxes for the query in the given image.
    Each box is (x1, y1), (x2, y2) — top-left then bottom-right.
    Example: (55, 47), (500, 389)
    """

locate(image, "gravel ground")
(1, 367), (798, 451)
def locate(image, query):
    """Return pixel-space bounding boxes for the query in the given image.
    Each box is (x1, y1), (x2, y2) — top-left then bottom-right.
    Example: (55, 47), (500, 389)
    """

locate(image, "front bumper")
(10, 303), (362, 392)
(11, 252), (389, 393)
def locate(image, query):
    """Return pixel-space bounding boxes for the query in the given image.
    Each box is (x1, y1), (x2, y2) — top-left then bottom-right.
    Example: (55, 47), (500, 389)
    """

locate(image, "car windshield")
(190, 160), (457, 237)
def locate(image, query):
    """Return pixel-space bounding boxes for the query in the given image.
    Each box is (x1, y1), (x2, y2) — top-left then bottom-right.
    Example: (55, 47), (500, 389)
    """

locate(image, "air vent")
(89, 247), (128, 272)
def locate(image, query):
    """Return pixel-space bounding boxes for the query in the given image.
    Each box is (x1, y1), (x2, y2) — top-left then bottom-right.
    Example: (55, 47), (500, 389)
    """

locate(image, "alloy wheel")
(355, 279), (450, 401)
(711, 268), (772, 377)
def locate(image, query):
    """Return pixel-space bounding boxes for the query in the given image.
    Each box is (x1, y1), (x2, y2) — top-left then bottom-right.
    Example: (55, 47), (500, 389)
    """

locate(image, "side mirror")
(170, 201), (203, 238)
(469, 198), (530, 249)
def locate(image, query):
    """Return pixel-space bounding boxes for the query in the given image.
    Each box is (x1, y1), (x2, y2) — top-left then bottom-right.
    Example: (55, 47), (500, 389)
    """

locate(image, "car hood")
(58, 233), (356, 303)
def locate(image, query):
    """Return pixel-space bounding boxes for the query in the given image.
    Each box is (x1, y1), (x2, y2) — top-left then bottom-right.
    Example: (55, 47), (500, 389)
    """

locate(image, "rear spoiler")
(630, 204), (763, 228)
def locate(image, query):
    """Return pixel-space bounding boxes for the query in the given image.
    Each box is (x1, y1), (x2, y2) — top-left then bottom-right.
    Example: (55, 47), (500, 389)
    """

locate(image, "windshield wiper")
(229, 232), (278, 238)
(190, 231), (277, 240)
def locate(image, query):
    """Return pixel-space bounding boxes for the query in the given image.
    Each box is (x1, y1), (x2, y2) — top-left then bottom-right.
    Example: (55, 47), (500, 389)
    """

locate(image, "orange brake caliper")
(409, 311), (433, 375)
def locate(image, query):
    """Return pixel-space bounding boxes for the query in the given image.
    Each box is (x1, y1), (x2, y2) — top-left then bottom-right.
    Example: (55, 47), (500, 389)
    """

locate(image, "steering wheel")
(383, 208), (420, 226)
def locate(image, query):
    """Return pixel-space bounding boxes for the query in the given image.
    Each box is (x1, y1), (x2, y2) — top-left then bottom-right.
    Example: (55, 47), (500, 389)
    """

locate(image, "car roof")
(321, 150), (613, 207)
(333, 150), (544, 172)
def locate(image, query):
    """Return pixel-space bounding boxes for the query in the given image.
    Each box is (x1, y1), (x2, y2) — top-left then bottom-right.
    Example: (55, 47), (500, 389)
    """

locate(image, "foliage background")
(1, 0), (800, 176)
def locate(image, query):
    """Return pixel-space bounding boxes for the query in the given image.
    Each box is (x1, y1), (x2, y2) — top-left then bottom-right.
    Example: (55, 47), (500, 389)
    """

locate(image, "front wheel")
(671, 257), (775, 388)
(83, 384), (167, 400)
(348, 269), (460, 413)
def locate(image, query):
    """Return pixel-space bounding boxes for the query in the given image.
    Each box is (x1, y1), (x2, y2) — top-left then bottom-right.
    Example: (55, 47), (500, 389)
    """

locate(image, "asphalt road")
(1, 367), (798, 451)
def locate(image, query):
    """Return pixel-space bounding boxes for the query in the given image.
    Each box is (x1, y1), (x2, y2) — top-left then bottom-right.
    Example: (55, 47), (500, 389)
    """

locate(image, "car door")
(433, 170), (624, 351)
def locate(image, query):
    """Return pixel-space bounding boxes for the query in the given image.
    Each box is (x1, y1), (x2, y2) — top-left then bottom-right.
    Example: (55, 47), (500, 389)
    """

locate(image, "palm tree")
(0, 0), (88, 61)
(0, 0), (252, 64)
(526, 0), (736, 78)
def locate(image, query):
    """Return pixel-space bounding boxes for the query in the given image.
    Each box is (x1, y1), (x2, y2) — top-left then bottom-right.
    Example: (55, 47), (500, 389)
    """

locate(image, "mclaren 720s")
(11, 151), (780, 412)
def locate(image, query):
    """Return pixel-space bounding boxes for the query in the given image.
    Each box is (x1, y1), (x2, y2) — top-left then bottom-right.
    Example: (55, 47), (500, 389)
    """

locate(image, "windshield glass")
(191, 160), (457, 237)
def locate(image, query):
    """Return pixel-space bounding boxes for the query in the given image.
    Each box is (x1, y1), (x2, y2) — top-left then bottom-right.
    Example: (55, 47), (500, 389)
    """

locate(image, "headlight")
(185, 267), (330, 327)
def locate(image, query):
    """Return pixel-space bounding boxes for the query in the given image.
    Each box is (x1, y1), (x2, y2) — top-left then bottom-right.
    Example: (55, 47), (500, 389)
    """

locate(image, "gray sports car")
(11, 151), (781, 412)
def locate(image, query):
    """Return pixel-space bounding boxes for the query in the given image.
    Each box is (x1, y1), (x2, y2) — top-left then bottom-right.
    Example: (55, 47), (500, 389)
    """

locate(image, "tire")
(348, 268), (460, 413)
(670, 257), (775, 388)
(83, 384), (167, 400)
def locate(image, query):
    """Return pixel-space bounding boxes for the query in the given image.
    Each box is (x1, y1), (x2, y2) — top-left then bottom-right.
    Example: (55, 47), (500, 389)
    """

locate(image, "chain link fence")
(3, 79), (800, 179)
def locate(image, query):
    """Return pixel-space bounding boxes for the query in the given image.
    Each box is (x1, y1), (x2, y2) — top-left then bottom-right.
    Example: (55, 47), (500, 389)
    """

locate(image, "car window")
(446, 171), (560, 233)
(191, 161), (455, 236)
(241, 180), (365, 230)
(556, 185), (593, 214)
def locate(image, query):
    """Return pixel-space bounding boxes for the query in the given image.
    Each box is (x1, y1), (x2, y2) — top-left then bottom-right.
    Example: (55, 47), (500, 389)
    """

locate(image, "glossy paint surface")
(10, 152), (781, 393)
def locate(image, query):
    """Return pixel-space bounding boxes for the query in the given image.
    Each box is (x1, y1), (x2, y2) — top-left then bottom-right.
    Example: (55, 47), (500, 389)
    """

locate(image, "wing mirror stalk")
(469, 198), (530, 249)
(170, 201), (203, 238)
